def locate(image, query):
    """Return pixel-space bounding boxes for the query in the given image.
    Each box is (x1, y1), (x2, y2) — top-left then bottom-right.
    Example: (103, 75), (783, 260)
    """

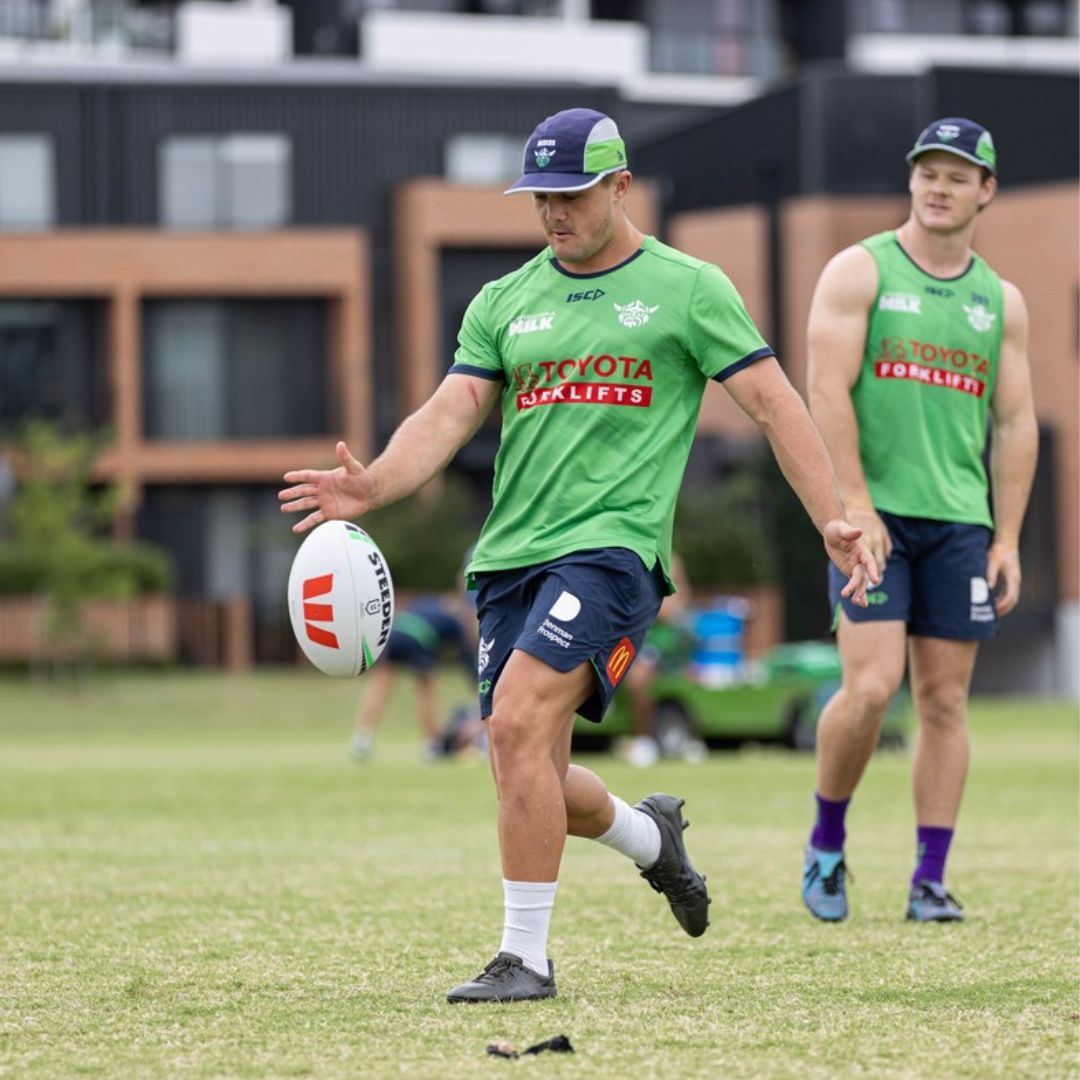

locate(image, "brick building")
(0, 35), (1075, 691)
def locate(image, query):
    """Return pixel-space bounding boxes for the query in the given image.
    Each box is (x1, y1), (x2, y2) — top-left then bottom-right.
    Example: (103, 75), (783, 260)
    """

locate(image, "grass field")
(0, 671), (1076, 1079)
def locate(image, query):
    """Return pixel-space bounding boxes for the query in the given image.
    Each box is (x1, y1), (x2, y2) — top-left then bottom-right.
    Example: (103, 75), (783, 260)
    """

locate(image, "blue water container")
(690, 599), (751, 687)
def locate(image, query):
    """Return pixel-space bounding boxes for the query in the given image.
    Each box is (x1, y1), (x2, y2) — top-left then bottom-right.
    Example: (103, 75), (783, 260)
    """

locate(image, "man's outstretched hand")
(823, 519), (880, 608)
(278, 441), (376, 535)
(987, 541), (1022, 616)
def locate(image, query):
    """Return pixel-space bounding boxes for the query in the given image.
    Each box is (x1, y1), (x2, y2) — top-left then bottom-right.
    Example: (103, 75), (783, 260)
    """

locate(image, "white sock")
(596, 795), (662, 869)
(499, 879), (557, 977)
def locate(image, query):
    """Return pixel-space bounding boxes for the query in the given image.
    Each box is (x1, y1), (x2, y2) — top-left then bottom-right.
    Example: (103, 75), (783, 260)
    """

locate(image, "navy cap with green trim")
(505, 108), (628, 195)
(906, 117), (997, 175)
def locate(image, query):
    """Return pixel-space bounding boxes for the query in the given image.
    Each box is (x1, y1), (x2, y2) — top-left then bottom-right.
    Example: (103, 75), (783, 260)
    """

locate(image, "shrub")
(675, 467), (777, 587)
(0, 422), (176, 645)
(361, 476), (477, 591)
(0, 541), (174, 599)
(0, 546), (46, 595)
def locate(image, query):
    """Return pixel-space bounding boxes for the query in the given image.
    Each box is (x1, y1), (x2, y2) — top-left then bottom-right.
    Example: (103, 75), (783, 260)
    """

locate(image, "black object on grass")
(486, 1034), (575, 1059)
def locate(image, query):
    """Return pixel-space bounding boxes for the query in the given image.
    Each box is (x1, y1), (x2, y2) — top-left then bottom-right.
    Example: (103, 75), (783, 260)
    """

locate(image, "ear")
(977, 174), (997, 210)
(612, 169), (633, 200)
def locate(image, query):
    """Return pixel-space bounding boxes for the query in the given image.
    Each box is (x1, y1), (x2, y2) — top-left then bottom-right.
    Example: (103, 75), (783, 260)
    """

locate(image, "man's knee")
(842, 670), (902, 720)
(487, 693), (568, 763)
(836, 621), (907, 726)
(915, 679), (969, 731)
(488, 708), (535, 756)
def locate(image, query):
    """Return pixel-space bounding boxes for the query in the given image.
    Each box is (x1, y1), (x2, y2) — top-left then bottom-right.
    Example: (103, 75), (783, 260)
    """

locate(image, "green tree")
(4, 421), (172, 662)
(360, 475), (478, 592)
(756, 451), (832, 641)
(675, 462), (778, 588)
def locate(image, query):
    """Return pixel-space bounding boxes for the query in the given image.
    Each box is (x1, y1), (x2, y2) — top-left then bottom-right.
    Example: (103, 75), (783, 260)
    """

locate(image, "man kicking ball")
(281, 107), (876, 1001)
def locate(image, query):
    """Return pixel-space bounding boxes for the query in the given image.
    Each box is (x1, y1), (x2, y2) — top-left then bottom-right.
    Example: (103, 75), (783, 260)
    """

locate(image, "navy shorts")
(473, 547), (664, 723)
(828, 510), (996, 640)
(384, 632), (437, 673)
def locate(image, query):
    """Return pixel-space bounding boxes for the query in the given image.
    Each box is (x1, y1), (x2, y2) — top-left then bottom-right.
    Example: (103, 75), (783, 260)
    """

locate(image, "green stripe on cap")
(975, 130), (996, 170)
(584, 137), (626, 174)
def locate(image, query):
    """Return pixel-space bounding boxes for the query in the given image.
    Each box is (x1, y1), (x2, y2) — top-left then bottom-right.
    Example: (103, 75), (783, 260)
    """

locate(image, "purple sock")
(913, 826), (953, 885)
(810, 793), (850, 851)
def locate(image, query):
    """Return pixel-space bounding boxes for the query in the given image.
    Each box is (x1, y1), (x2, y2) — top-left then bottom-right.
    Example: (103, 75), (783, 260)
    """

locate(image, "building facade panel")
(0, 66), (1073, 678)
(779, 194), (909, 392)
(0, 228), (372, 500)
(0, 86), (84, 226)
(15, 81), (627, 230)
(667, 204), (771, 438)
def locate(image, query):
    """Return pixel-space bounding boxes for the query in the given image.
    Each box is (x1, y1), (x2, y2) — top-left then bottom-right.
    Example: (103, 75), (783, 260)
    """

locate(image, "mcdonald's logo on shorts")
(606, 636), (636, 685)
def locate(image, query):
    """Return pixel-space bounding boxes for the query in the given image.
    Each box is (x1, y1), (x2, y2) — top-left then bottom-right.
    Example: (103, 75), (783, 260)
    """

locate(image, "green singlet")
(450, 235), (773, 592)
(854, 231), (1004, 528)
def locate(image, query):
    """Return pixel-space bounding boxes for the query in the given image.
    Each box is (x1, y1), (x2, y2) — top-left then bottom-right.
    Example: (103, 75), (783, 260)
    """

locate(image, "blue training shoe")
(906, 880), (964, 922)
(802, 843), (850, 922)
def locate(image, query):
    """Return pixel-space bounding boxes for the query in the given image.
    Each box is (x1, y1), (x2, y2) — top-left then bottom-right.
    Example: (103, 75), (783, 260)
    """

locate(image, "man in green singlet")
(280, 107), (878, 1001)
(801, 118), (1038, 924)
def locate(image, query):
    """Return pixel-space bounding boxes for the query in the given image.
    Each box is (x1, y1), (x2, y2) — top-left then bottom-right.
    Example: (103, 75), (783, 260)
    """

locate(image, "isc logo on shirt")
(508, 311), (556, 336)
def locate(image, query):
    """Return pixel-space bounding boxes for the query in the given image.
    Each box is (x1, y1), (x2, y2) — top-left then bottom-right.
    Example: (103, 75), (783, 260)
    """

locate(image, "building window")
(966, 0), (1071, 34)
(0, 135), (56, 230)
(138, 484), (301, 663)
(142, 299), (327, 439)
(0, 300), (106, 432)
(645, 0), (781, 76)
(856, 0), (1074, 35)
(159, 134), (291, 229)
(444, 133), (526, 185)
(966, 1), (1014, 34)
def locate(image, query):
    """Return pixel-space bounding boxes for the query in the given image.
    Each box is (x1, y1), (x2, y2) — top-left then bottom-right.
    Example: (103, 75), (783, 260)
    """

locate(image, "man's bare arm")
(806, 244), (892, 569)
(987, 281), (1038, 615)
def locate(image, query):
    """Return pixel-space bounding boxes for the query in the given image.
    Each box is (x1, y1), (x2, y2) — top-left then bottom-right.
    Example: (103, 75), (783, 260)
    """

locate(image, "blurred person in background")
(350, 591), (475, 762)
(621, 551), (697, 766)
(801, 118), (1038, 924)
(281, 107), (877, 1004)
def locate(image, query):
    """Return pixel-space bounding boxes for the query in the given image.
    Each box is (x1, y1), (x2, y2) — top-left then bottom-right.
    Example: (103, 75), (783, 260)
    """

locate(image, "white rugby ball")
(287, 520), (395, 677)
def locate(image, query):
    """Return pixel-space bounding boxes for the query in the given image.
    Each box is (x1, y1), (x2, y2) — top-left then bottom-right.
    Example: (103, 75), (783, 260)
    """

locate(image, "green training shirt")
(450, 235), (773, 590)
(853, 231), (1003, 528)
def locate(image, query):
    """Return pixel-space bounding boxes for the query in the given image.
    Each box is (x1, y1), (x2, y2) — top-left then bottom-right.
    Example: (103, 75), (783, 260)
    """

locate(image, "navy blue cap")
(505, 108), (628, 195)
(906, 117), (997, 174)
